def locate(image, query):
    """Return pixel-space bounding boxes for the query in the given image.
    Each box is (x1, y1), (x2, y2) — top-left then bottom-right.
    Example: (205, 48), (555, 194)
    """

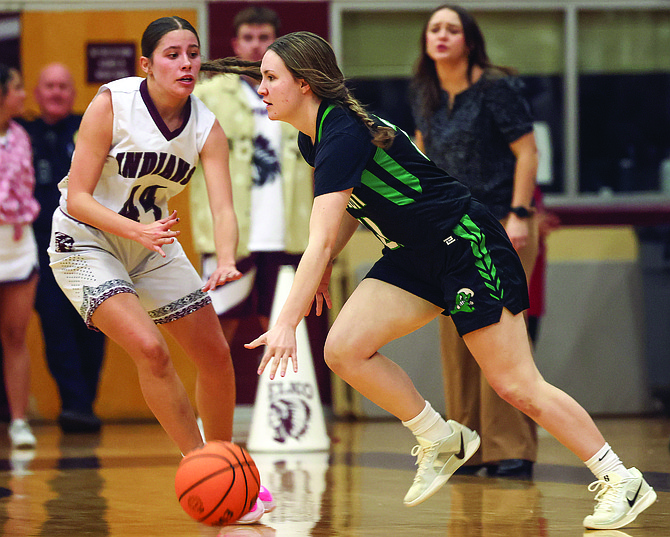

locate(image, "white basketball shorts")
(0, 224), (38, 283)
(48, 209), (210, 329)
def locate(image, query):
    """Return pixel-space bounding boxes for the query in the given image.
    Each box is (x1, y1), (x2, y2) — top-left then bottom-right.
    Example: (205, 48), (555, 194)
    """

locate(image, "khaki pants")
(440, 214), (539, 465)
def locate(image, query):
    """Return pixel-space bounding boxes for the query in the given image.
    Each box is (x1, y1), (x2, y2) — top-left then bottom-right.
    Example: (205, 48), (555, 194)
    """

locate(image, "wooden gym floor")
(0, 411), (668, 537)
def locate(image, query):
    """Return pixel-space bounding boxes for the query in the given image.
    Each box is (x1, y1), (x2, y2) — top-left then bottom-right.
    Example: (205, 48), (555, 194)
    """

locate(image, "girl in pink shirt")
(0, 63), (39, 449)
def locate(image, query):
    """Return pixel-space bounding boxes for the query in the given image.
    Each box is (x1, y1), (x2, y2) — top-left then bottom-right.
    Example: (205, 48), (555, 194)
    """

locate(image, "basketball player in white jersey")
(48, 16), (268, 524)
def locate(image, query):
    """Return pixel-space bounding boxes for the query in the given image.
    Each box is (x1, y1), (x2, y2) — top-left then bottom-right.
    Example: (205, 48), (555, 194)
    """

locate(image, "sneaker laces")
(410, 441), (439, 481)
(587, 478), (621, 512)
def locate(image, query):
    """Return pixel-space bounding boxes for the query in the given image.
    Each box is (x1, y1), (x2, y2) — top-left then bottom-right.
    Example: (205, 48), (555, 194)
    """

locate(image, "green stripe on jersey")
(453, 214), (504, 301)
(317, 104), (336, 144)
(361, 148), (423, 206)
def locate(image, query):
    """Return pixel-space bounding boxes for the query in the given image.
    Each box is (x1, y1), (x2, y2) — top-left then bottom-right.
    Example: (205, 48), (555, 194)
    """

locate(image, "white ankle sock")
(402, 400), (453, 442)
(584, 443), (631, 479)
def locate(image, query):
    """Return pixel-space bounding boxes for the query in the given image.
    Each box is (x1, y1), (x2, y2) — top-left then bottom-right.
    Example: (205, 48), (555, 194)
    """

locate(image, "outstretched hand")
(245, 323), (299, 380)
(136, 210), (181, 257)
(202, 262), (242, 292)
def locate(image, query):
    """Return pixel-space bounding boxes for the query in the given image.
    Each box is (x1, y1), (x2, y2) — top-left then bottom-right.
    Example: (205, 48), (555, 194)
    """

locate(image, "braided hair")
(202, 31), (395, 149)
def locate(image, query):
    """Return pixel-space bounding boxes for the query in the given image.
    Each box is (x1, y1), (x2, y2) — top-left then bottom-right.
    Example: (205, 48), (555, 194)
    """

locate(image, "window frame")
(330, 0), (670, 221)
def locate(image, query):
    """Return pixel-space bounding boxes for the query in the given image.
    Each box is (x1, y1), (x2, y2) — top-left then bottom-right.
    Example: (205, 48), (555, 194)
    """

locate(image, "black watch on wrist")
(509, 206), (534, 218)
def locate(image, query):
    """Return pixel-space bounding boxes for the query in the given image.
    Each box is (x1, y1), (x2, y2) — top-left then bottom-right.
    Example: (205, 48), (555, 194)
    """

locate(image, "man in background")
(20, 63), (106, 433)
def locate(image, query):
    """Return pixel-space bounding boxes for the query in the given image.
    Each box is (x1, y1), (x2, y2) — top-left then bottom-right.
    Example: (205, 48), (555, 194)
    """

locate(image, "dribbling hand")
(245, 324), (298, 380)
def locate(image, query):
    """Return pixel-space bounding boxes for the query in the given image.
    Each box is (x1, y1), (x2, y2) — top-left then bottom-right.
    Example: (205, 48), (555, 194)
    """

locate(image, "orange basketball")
(175, 441), (261, 526)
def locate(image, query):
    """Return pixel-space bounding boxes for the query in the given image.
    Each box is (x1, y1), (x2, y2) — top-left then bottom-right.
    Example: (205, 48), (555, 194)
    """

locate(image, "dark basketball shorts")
(364, 209), (529, 337)
(201, 251), (302, 319)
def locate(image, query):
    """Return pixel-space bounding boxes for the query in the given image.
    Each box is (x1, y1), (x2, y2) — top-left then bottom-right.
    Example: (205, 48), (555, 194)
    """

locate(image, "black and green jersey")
(298, 101), (471, 250)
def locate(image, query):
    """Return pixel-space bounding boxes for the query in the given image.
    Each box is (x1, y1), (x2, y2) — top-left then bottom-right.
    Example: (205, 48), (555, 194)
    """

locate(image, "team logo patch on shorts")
(54, 232), (74, 252)
(450, 288), (475, 314)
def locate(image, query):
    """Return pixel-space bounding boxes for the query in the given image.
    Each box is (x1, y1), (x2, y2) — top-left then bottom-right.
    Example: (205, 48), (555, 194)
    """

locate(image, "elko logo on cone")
(248, 265), (330, 452)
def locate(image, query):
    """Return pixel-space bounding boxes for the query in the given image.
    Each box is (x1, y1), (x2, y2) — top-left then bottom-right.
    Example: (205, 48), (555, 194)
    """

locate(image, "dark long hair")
(202, 31), (395, 149)
(411, 4), (515, 121)
(0, 63), (17, 99)
(141, 16), (200, 58)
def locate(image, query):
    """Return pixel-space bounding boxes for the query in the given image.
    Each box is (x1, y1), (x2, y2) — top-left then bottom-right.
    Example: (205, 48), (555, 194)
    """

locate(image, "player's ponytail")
(200, 57), (262, 81)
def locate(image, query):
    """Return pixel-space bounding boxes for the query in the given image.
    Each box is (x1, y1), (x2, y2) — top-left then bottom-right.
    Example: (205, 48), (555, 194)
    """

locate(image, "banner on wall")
(87, 43), (136, 83)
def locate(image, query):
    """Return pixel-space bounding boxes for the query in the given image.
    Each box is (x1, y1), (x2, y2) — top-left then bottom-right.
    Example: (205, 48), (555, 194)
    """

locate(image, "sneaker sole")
(235, 511), (264, 525)
(262, 502), (276, 513)
(584, 487), (657, 530)
(404, 431), (481, 507)
(235, 499), (265, 524)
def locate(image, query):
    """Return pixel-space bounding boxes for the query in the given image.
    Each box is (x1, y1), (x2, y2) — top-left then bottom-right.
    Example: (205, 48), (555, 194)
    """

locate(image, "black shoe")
(58, 411), (102, 434)
(454, 464), (496, 476)
(488, 459), (533, 479)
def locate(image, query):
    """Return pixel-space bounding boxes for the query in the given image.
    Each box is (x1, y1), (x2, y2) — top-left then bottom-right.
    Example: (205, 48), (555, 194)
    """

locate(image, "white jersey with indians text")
(58, 76), (216, 224)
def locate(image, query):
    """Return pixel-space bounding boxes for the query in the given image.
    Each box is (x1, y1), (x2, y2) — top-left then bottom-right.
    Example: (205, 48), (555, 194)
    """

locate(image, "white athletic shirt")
(242, 80), (286, 252)
(58, 76), (216, 224)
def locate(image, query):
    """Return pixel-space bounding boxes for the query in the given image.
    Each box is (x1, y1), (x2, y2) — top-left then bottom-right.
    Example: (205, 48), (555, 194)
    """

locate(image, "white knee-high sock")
(402, 400), (453, 442)
(584, 443), (632, 479)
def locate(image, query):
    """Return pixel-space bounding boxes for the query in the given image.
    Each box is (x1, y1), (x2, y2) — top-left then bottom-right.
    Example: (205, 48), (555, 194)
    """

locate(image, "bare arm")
(198, 120), (241, 291)
(245, 188), (353, 379)
(505, 131), (539, 251)
(329, 211), (360, 262)
(66, 90), (181, 257)
(310, 210), (360, 316)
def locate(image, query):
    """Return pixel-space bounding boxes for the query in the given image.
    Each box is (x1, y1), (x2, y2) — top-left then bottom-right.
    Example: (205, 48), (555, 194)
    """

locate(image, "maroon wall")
(207, 1), (330, 60)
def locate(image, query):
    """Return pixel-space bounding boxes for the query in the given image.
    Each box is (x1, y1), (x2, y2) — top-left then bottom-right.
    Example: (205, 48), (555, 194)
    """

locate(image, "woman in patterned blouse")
(0, 63), (40, 449)
(410, 4), (540, 480)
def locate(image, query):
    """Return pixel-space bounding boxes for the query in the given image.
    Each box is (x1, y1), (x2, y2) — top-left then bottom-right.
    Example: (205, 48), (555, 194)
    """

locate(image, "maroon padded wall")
(207, 1), (330, 60)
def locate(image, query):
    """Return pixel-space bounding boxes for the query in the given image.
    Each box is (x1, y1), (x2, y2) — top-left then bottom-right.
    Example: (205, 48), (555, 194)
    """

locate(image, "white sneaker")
(235, 498), (265, 524)
(583, 467), (657, 529)
(9, 419), (36, 449)
(403, 420), (480, 506)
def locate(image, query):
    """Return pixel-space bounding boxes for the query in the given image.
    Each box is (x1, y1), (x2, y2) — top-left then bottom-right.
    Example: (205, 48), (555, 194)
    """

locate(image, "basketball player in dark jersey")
(202, 32), (656, 529)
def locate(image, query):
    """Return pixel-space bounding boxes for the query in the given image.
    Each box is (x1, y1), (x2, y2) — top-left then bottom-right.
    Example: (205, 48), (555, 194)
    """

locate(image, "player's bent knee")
(323, 345), (342, 374)
(490, 379), (540, 419)
(324, 337), (372, 377)
(134, 337), (171, 376)
(323, 337), (353, 375)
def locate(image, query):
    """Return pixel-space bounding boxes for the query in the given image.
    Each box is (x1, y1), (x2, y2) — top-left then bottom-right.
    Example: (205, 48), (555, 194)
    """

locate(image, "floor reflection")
(447, 480), (545, 536)
(41, 434), (108, 536)
(250, 451), (329, 536)
(216, 525), (278, 536)
(0, 454), (35, 536)
(0, 418), (666, 537)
